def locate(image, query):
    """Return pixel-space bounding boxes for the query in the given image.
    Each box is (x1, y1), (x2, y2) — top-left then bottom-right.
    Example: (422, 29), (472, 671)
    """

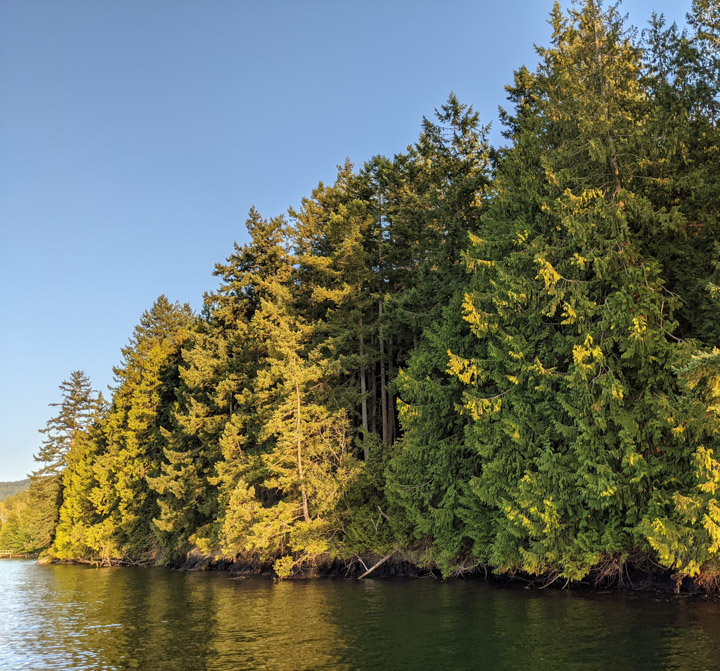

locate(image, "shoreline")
(37, 551), (720, 600)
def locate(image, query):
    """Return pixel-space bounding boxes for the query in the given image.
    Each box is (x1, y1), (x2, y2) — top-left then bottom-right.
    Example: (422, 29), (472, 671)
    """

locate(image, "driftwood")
(357, 553), (394, 580)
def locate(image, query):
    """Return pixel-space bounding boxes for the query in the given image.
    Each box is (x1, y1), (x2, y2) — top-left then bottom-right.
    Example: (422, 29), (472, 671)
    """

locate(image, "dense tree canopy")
(6, 0), (719, 589)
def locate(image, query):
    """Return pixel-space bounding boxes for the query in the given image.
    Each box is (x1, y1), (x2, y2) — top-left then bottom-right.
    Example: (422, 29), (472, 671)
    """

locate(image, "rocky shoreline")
(173, 550), (720, 598)
(35, 550), (720, 598)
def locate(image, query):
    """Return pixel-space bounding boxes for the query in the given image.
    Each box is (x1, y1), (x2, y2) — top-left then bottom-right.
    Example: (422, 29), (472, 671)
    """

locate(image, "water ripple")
(1, 560), (720, 670)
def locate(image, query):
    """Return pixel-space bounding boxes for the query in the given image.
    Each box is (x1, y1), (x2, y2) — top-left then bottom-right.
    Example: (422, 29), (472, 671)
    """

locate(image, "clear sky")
(0, 0), (690, 481)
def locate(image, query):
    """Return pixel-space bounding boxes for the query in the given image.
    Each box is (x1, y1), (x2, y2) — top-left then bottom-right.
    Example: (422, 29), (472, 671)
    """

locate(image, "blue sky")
(0, 0), (690, 481)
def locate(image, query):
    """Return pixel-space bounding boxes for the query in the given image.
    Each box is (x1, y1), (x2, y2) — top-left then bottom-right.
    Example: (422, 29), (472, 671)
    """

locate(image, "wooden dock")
(0, 550), (38, 558)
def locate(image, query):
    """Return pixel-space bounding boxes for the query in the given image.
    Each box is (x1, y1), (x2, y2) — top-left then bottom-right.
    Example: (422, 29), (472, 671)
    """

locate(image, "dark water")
(2, 560), (720, 670)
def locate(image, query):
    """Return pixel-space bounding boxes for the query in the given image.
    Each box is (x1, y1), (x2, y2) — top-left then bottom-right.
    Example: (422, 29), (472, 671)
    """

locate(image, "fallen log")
(357, 553), (394, 580)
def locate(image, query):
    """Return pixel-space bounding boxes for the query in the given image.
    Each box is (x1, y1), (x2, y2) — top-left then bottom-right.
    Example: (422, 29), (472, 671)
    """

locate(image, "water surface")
(1, 559), (719, 669)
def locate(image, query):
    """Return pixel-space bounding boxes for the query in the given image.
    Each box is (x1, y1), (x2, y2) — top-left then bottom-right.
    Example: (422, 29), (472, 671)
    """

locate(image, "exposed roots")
(694, 564), (720, 593)
(591, 554), (628, 588)
(589, 551), (662, 589)
(447, 557), (482, 579)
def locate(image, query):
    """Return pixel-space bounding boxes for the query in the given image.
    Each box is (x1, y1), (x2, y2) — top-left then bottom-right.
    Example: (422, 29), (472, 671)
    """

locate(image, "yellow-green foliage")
(0, 491), (33, 553)
(36, 1), (720, 588)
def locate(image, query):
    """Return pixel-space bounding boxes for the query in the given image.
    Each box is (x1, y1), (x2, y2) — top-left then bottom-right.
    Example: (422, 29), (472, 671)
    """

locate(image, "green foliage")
(443, 0), (717, 580)
(340, 440), (397, 557)
(34, 371), (99, 478)
(0, 491), (35, 552)
(640, 1), (720, 343)
(388, 292), (490, 575)
(52, 297), (193, 563)
(53, 421), (105, 560)
(25, 371), (102, 553)
(218, 215), (361, 576)
(36, 0), (720, 589)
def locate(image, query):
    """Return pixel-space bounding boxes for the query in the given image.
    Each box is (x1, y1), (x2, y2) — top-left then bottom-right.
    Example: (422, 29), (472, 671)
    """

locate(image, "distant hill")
(0, 479), (30, 502)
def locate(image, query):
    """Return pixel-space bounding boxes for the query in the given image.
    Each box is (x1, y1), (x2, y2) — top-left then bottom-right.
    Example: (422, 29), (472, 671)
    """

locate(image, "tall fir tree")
(52, 393), (107, 560)
(640, 0), (720, 344)
(385, 95), (493, 572)
(217, 212), (360, 577)
(150, 210), (289, 555)
(289, 162), (377, 450)
(449, 0), (697, 579)
(26, 371), (101, 552)
(34, 371), (100, 478)
(82, 296), (193, 562)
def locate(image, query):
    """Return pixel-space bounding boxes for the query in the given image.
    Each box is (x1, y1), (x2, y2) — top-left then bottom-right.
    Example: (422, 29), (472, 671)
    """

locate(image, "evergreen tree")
(385, 95), (492, 572)
(450, 0), (695, 579)
(149, 212), (290, 556)
(27, 371), (100, 551)
(387, 293), (489, 574)
(34, 371), (99, 478)
(640, 1), (720, 344)
(0, 491), (33, 552)
(641, 252), (720, 577)
(289, 162), (377, 452)
(216, 213), (360, 577)
(83, 296), (193, 562)
(52, 393), (107, 560)
(147, 323), (230, 555)
(385, 93), (491, 327)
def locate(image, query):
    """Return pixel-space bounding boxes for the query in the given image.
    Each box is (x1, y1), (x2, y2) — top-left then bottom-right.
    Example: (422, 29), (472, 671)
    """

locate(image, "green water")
(1, 559), (719, 670)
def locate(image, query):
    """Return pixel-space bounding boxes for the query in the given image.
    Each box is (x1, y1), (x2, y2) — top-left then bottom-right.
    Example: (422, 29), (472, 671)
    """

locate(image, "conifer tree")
(218, 214), (360, 577)
(147, 324), (230, 555)
(641, 254), (720, 577)
(26, 371), (100, 551)
(385, 94), (490, 325)
(640, 0), (720, 344)
(289, 162), (376, 451)
(52, 393), (107, 560)
(0, 492), (33, 552)
(149, 211), (289, 555)
(385, 96), (492, 571)
(83, 296), (193, 562)
(450, 0), (695, 578)
(34, 371), (99, 477)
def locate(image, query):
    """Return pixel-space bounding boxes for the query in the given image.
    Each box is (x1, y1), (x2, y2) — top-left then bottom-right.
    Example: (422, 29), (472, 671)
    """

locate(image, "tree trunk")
(359, 318), (369, 459)
(379, 301), (390, 445)
(371, 360), (377, 436)
(295, 381), (311, 523)
(388, 338), (395, 445)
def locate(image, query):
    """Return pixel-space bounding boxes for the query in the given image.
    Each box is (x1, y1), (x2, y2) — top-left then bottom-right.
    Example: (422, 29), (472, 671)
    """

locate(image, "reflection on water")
(1, 559), (719, 670)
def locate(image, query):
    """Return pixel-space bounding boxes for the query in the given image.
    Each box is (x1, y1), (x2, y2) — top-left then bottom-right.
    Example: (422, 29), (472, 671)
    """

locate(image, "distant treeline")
(0, 480), (29, 503)
(3, 0), (719, 586)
